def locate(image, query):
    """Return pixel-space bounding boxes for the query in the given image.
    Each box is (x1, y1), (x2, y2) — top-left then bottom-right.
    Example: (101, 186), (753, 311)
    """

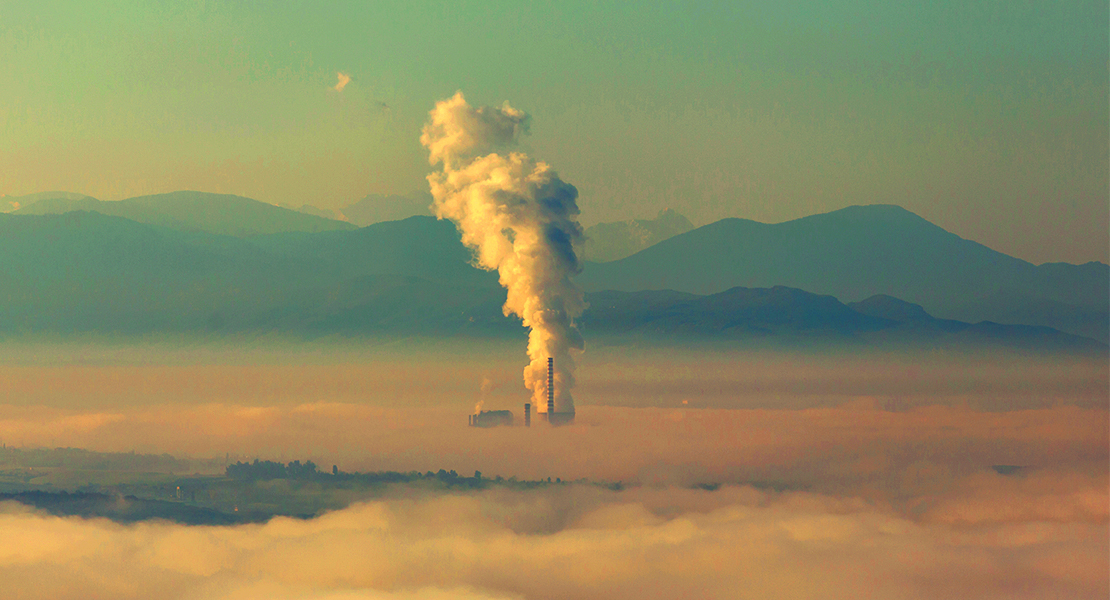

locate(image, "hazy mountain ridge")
(287, 197), (694, 258)
(575, 205), (1109, 342)
(582, 288), (1103, 351)
(281, 192), (435, 227)
(1, 191), (95, 212)
(0, 211), (295, 333)
(844, 294), (1101, 350)
(247, 216), (495, 287)
(0, 206), (1103, 350)
(14, 191), (356, 237)
(337, 192), (434, 227)
(583, 209), (694, 262)
(0, 212), (501, 335)
(583, 287), (888, 337)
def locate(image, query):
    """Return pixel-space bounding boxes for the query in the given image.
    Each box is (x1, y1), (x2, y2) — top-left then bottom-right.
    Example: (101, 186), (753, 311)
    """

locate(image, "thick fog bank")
(1, 482), (1105, 600)
(1, 341), (1104, 597)
(1, 402), (1104, 492)
(0, 341), (1104, 412)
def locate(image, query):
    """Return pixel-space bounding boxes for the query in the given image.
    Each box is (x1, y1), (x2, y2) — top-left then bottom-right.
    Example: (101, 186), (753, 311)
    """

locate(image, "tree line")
(225, 459), (575, 489)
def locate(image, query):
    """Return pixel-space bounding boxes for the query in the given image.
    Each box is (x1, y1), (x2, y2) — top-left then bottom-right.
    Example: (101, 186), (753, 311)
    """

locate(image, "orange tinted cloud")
(0, 483), (1105, 599)
(0, 345), (1105, 597)
(0, 403), (1104, 489)
(334, 72), (351, 92)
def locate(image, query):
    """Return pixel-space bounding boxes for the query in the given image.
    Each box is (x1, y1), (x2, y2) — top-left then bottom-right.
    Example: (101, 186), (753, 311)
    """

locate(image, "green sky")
(1, 0), (1106, 263)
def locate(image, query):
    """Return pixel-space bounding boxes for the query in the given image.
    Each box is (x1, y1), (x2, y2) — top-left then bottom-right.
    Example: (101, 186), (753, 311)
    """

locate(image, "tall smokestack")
(524, 403), (530, 427)
(547, 357), (555, 417)
(422, 92), (586, 416)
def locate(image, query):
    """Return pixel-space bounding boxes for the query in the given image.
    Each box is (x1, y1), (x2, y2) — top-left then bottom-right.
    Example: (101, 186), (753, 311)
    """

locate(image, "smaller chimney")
(524, 403), (531, 427)
(547, 357), (555, 419)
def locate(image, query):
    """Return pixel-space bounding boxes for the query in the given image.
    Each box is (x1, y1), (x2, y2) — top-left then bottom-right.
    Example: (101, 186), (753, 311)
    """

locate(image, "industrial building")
(541, 356), (575, 426)
(467, 357), (574, 427)
(468, 410), (514, 428)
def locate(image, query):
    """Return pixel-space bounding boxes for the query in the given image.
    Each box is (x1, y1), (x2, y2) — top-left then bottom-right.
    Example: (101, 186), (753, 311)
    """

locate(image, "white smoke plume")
(422, 92), (586, 414)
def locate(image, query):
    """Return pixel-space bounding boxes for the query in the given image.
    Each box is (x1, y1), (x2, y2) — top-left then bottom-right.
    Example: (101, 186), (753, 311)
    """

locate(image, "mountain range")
(282, 192), (435, 227)
(1, 192), (1105, 350)
(579, 287), (1102, 351)
(2, 191), (94, 212)
(582, 209), (694, 262)
(575, 205), (1108, 342)
(13, 191), (355, 236)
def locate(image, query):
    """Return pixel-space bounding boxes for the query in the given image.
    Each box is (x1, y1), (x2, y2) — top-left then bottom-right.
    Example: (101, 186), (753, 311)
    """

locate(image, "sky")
(1, 0), (1106, 264)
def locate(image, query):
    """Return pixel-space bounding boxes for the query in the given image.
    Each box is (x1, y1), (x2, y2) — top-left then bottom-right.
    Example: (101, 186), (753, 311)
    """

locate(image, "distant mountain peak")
(584, 209), (694, 262)
(576, 203), (1108, 342)
(336, 192), (434, 227)
(14, 190), (355, 237)
(848, 295), (934, 323)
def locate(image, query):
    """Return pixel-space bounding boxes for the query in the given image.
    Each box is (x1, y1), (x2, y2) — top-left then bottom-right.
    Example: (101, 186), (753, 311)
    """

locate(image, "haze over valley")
(2, 2), (1106, 598)
(1, 191), (1105, 346)
(0, 187), (1105, 599)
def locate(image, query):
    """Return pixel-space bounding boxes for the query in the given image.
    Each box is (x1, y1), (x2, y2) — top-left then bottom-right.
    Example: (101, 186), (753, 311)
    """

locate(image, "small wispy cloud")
(333, 72), (351, 92)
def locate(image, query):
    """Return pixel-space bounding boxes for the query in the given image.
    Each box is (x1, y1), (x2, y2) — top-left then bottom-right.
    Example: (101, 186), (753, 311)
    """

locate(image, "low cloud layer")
(1, 343), (1104, 413)
(2, 481), (1106, 599)
(0, 344), (1105, 597)
(1, 402), (1105, 490)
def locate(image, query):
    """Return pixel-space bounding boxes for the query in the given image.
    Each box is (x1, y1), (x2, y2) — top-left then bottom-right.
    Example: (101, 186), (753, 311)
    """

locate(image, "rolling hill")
(575, 205), (1109, 341)
(580, 287), (1103, 352)
(337, 192), (434, 227)
(0, 206), (1103, 351)
(15, 190), (356, 237)
(2, 191), (96, 212)
(0, 212), (498, 335)
(583, 209), (694, 262)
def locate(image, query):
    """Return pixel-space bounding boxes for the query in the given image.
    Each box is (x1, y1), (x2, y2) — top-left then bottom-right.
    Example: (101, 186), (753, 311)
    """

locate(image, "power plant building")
(467, 358), (573, 427)
(543, 356), (575, 426)
(469, 410), (514, 428)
